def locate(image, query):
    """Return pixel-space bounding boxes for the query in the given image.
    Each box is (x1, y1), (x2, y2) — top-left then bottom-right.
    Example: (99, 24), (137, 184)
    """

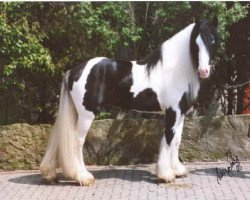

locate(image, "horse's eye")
(210, 32), (215, 45)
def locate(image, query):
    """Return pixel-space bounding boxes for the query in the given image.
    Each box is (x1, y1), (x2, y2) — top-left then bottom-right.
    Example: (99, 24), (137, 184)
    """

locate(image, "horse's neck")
(162, 23), (195, 70)
(149, 23), (200, 101)
(161, 24), (198, 81)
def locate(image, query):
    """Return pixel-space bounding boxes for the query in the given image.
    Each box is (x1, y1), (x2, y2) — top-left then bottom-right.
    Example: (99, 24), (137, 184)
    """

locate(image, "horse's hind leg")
(75, 110), (95, 186)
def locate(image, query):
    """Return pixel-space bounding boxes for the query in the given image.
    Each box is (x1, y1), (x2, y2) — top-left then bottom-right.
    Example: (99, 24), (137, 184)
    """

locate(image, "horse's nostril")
(198, 68), (208, 74)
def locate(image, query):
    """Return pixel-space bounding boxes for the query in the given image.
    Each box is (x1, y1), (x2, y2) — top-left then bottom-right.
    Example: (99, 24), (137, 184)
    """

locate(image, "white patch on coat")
(196, 34), (210, 73)
(130, 24), (200, 111)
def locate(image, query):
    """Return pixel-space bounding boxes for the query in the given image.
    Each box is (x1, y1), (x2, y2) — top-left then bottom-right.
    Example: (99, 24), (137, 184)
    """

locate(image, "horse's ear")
(212, 16), (218, 27)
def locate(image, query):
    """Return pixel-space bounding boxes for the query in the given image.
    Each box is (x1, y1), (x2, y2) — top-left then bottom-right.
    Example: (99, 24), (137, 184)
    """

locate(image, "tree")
(0, 3), (55, 124)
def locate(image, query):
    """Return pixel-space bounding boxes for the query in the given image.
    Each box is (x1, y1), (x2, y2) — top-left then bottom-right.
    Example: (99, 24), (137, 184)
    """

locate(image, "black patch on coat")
(132, 88), (161, 111)
(179, 94), (189, 115)
(136, 47), (162, 75)
(179, 84), (195, 115)
(83, 59), (133, 114)
(179, 93), (195, 115)
(68, 62), (87, 91)
(165, 107), (176, 145)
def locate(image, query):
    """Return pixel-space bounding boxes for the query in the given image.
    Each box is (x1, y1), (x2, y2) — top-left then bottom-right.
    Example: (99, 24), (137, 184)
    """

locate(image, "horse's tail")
(40, 72), (79, 180)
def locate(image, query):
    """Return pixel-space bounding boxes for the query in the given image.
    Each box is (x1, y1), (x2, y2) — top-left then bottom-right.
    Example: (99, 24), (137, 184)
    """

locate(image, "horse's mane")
(136, 46), (162, 74)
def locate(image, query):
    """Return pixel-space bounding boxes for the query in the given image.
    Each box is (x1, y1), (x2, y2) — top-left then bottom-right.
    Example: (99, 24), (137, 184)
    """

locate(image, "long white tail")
(40, 74), (80, 180)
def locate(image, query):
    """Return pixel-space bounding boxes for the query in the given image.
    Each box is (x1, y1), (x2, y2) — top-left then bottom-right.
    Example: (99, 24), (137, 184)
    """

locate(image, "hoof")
(156, 167), (175, 183)
(175, 174), (188, 178)
(40, 166), (57, 183)
(156, 164), (175, 183)
(157, 174), (175, 183)
(77, 172), (95, 187)
(173, 164), (188, 178)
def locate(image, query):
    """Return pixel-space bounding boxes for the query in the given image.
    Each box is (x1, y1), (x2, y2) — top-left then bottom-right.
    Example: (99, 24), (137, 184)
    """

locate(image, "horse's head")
(191, 17), (219, 79)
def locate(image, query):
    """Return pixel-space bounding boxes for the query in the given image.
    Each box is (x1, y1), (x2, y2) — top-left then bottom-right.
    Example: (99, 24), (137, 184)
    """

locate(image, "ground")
(0, 162), (250, 200)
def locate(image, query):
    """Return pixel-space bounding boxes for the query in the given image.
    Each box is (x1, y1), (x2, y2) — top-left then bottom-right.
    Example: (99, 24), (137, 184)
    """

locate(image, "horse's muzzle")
(198, 68), (209, 79)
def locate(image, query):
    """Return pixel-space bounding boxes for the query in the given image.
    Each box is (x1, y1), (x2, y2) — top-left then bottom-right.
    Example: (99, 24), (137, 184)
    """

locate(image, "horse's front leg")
(156, 107), (178, 183)
(171, 115), (188, 178)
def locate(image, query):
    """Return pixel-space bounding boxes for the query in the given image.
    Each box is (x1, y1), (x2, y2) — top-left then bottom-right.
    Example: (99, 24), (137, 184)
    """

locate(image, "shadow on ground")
(8, 166), (249, 187)
(189, 167), (250, 179)
(8, 169), (158, 186)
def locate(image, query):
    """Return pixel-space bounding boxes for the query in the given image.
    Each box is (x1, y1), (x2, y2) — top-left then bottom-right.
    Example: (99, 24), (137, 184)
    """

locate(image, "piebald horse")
(40, 18), (219, 186)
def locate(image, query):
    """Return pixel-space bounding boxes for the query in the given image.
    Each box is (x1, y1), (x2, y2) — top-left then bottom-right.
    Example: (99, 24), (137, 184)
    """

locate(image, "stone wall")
(0, 115), (249, 170)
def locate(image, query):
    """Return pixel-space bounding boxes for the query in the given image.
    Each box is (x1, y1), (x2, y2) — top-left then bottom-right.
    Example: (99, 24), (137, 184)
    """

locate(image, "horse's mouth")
(199, 74), (209, 79)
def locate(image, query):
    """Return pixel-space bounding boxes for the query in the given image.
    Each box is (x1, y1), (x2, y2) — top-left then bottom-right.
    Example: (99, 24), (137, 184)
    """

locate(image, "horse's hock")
(0, 115), (250, 170)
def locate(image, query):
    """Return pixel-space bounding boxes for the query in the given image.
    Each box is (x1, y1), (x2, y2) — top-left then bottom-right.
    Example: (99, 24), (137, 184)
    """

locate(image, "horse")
(40, 17), (219, 186)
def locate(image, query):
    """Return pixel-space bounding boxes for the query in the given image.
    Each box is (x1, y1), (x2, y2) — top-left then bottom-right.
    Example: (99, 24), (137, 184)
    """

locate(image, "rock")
(0, 115), (249, 170)
(181, 115), (250, 162)
(84, 119), (163, 165)
(0, 123), (51, 170)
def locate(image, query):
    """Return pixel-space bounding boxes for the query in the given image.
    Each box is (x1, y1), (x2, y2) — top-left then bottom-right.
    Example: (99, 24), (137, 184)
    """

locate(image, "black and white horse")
(40, 18), (219, 186)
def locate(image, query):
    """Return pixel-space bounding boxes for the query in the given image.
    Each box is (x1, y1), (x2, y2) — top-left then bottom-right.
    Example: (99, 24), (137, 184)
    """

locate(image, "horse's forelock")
(199, 20), (219, 59)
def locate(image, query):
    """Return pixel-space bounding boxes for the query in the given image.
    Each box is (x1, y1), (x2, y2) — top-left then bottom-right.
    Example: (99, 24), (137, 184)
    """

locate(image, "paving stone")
(0, 162), (250, 200)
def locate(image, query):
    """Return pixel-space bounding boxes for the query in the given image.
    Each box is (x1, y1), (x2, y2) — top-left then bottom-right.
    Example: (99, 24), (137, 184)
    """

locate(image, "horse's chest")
(130, 64), (190, 111)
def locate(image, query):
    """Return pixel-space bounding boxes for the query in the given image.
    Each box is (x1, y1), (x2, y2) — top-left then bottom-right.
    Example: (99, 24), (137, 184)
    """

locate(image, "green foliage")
(0, 2), (57, 124)
(95, 112), (112, 120)
(32, 2), (142, 71)
(0, 3), (54, 84)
